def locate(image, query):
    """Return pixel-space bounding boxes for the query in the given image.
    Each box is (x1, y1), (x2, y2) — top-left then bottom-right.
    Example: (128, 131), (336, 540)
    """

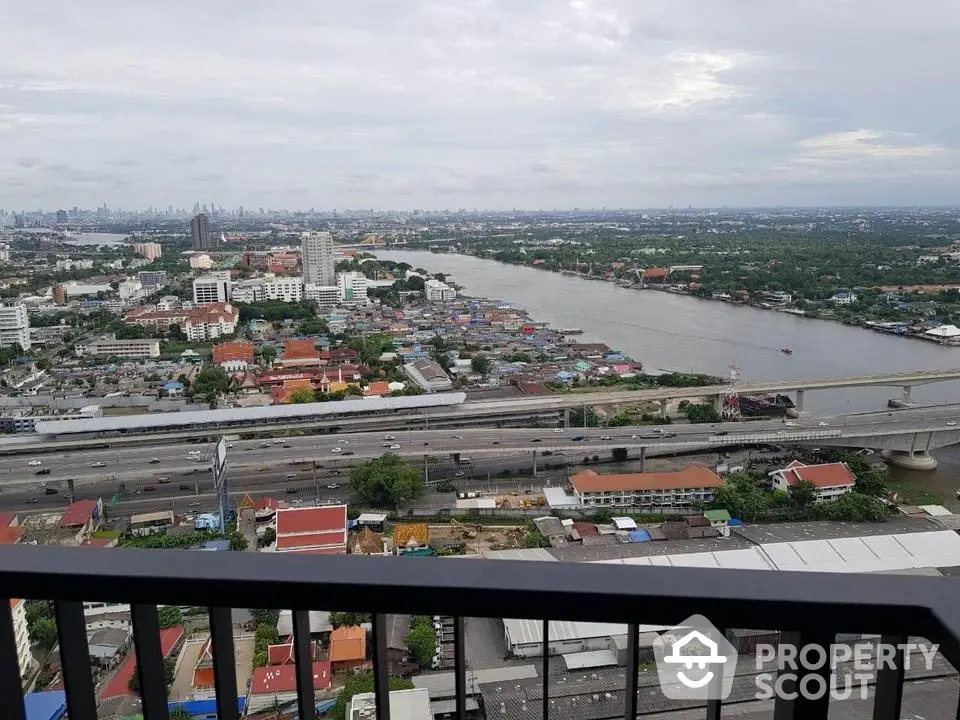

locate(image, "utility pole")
(194, 468), (199, 496)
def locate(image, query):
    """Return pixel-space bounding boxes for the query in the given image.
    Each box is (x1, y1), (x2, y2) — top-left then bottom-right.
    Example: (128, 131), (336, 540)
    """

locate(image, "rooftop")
(570, 466), (724, 493)
(772, 460), (857, 488)
(249, 660), (331, 695)
(329, 625), (367, 662)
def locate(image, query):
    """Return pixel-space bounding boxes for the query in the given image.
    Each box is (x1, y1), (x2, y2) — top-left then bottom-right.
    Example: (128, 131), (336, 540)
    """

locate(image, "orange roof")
(329, 626), (366, 662)
(0, 526), (24, 544)
(282, 338), (319, 359)
(213, 341), (254, 365)
(10, 598), (22, 610)
(570, 466), (724, 493)
(394, 523), (429, 547)
(776, 462), (857, 488)
(365, 381), (391, 397)
(642, 268), (670, 278)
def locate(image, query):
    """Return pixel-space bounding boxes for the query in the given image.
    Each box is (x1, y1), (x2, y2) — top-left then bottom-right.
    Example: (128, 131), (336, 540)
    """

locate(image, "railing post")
(131, 604), (169, 720)
(208, 606), (239, 720)
(454, 617), (467, 720)
(624, 624), (639, 720)
(372, 613), (391, 720)
(292, 610), (316, 720)
(704, 628), (727, 720)
(772, 631), (834, 720)
(542, 619), (550, 720)
(0, 598), (26, 720)
(54, 601), (98, 720)
(872, 635), (905, 720)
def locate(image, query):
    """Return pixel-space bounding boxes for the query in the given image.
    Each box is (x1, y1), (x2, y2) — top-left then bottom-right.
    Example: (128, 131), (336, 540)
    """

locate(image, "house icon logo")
(653, 615), (737, 700)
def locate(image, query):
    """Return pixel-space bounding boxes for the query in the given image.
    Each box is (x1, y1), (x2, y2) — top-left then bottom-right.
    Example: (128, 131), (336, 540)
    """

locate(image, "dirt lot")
(429, 523), (528, 555)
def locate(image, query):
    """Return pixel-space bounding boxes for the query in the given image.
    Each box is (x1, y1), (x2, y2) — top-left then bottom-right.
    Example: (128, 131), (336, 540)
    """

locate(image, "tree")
(329, 673), (415, 720)
(258, 345), (278, 365)
(229, 530), (248, 551)
(158, 605), (182, 629)
(168, 323), (187, 341)
(289, 388), (317, 404)
(329, 611), (371, 629)
(788, 479), (817, 509)
(258, 527), (276, 548)
(683, 403), (721, 424)
(171, 707), (192, 720)
(350, 453), (424, 508)
(471, 356), (491, 375)
(612, 448), (629, 462)
(405, 620), (438, 666)
(29, 617), (58, 650)
(190, 366), (231, 402)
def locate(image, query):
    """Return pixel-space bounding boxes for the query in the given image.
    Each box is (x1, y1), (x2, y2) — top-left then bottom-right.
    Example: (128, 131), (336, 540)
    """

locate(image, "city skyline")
(2, 1), (959, 209)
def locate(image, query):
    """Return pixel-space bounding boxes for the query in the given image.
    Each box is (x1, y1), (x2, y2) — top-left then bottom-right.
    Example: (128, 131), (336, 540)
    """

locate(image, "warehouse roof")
(503, 619), (671, 647)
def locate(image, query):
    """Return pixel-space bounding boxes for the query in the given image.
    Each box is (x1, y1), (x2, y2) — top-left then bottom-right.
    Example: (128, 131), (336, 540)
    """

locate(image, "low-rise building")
(329, 625), (367, 672)
(61, 498), (104, 541)
(569, 467), (725, 509)
(423, 279), (456, 302)
(338, 271), (370, 304)
(184, 303), (239, 341)
(349, 688), (432, 720)
(304, 283), (340, 306)
(274, 505), (348, 554)
(768, 461), (856, 502)
(10, 599), (33, 680)
(75, 336), (161, 358)
(403, 358), (453, 393)
(246, 661), (331, 714)
(193, 272), (231, 306)
(212, 340), (255, 372)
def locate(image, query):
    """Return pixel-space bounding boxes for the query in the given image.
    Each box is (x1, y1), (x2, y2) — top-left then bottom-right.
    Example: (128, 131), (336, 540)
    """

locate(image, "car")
(948, 421), (958, 426)
(451, 435), (463, 439)
(326, 483), (341, 489)
(631, 434), (639, 439)
(143, 485), (156, 492)
(178, 484), (191, 490)
(541, 450), (553, 456)
(382, 442), (393, 447)
(331, 448), (343, 453)
(258, 465), (269, 471)
(260, 443), (271, 448)
(243, 446), (254, 451)
(227, 443), (234, 448)
(530, 438), (542, 443)
(342, 451), (355, 456)
(784, 421), (798, 428)
(157, 477), (171, 483)
(553, 428), (564, 433)
(285, 472), (300, 480)
(273, 439), (285, 444)
(384, 434), (396, 440)
(149, 458), (160, 464)
(492, 441), (500, 445)
(25, 498), (38, 504)
(818, 421), (830, 427)
(35, 469), (51, 476)
(188, 501), (200, 507)
(715, 431), (729, 436)
(91, 462), (106, 468)
(572, 436), (586, 442)
(600, 435), (612, 440)
(389, 444), (400, 450)
(28, 460), (41, 467)
(328, 470), (341, 476)
(44, 488), (58, 495)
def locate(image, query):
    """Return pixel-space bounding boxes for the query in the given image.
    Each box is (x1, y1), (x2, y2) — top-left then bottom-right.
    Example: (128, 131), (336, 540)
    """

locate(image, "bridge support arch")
(884, 449), (938, 471)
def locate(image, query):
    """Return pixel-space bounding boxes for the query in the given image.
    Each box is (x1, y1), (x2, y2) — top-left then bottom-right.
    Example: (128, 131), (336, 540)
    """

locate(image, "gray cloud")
(0, 0), (957, 209)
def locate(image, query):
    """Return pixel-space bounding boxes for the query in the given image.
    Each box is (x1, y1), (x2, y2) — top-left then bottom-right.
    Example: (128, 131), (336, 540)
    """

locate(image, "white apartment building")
(230, 279), (263, 304)
(10, 599), (33, 680)
(0, 243), (9, 263)
(185, 303), (239, 341)
(301, 231), (335, 286)
(262, 274), (303, 303)
(569, 467), (725, 508)
(0, 302), (31, 351)
(133, 242), (163, 260)
(423, 279), (456, 302)
(338, 271), (370, 304)
(304, 284), (340, 306)
(189, 253), (214, 270)
(76, 337), (161, 358)
(193, 272), (232, 306)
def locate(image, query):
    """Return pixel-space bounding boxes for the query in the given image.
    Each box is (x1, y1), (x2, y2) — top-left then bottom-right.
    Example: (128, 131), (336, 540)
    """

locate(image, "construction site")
(387, 519), (531, 556)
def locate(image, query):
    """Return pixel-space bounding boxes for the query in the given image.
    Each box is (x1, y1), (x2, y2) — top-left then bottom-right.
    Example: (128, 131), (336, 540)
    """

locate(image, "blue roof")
(728, 518), (744, 526)
(163, 381), (184, 390)
(169, 698), (246, 716)
(629, 530), (652, 542)
(24, 691), (67, 720)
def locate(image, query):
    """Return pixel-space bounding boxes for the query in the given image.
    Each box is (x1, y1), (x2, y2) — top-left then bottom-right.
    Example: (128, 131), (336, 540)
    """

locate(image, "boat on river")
(781, 348), (793, 354)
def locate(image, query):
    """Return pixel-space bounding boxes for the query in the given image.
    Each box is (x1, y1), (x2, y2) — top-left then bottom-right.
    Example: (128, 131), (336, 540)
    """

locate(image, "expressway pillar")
(795, 390), (805, 413)
(532, 451), (538, 477)
(563, 409), (571, 428)
(902, 386), (913, 405)
(712, 395), (723, 414)
(660, 401), (669, 419)
(884, 450), (938, 471)
(639, 447), (646, 473)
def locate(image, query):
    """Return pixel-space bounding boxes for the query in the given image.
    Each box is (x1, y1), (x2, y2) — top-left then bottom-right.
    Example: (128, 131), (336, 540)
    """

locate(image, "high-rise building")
(133, 242), (163, 260)
(301, 231), (335, 286)
(193, 272), (232, 306)
(0, 303), (31, 351)
(55, 209), (68, 224)
(191, 213), (211, 251)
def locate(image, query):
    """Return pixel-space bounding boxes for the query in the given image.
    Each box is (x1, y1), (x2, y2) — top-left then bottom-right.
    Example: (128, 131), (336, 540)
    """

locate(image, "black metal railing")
(2, 544), (960, 720)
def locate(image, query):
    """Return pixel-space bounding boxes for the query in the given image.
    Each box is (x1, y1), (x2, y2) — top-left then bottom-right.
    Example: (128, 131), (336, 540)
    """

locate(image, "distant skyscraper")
(191, 213), (211, 251)
(301, 231), (335, 286)
(55, 210), (68, 224)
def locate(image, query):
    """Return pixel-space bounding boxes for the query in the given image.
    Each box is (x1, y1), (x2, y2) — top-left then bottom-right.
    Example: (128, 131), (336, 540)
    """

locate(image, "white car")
(28, 460), (42, 467)
(818, 421), (830, 427)
(948, 421), (957, 426)
(600, 435), (612, 440)
(273, 439), (285, 444)
(90, 462), (106, 468)
(384, 435), (396, 440)
(390, 444), (401, 450)
(331, 448), (343, 453)
(784, 421), (798, 428)
(188, 501), (200, 507)
(553, 428), (564, 433)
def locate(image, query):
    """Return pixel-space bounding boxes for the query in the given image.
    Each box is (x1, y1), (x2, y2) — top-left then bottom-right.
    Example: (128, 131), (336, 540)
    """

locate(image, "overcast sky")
(2, 0), (959, 210)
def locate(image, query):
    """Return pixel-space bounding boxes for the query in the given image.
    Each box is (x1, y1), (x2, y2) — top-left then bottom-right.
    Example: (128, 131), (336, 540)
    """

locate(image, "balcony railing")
(2, 544), (960, 720)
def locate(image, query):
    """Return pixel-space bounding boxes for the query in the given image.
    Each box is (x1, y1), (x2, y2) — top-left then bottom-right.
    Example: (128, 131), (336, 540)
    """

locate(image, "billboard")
(213, 438), (229, 536)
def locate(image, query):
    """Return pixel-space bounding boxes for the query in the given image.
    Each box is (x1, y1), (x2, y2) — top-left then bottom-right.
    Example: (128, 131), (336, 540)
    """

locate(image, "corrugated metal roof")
(34, 392), (466, 434)
(484, 548), (557, 562)
(503, 619), (671, 647)
(562, 649), (619, 670)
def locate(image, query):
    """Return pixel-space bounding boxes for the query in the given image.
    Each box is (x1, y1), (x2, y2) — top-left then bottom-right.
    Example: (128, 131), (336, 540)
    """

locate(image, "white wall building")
(10, 599), (33, 680)
(304, 284), (340, 306)
(423, 279), (456, 302)
(189, 253), (214, 270)
(301, 231), (335, 286)
(338, 271), (370, 304)
(193, 272), (231, 306)
(184, 303), (239, 341)
(262, 274), (303, 303)
(349, 689), (432, 720)
(76, 337), (161, 358)
(768, 461), (856, 502)
(0, 302), (31, 351)
(0, 243), (9, 262)
(133, 242), (162, 260)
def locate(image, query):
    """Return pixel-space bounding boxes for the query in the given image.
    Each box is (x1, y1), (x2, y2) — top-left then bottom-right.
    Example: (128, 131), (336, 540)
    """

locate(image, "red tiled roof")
(267, 641), (317, 666)
(213, 341), (255, 364)
(101, 625), (184, 699)
(0, 526), (23, 544)
(365, 381), (391, 397)
(642, 268), (669, 278)
(329, 626), (366, 662)
(282, 547), (348, 555)
(61, 499), (98, 528)
(570, 466), (724, 493)
(254, 497), (279, 512)
(776, 462), (857, 488)
(249, 661), (331, 695)
(276, 531), (346, 550)
(282, 339), (319, 359)
(0, 511), (17, 527)
(276, 506), (347, 535)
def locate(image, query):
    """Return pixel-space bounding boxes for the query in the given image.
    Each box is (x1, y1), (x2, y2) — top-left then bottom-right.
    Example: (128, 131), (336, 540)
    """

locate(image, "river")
(376, 249), (960, 500)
